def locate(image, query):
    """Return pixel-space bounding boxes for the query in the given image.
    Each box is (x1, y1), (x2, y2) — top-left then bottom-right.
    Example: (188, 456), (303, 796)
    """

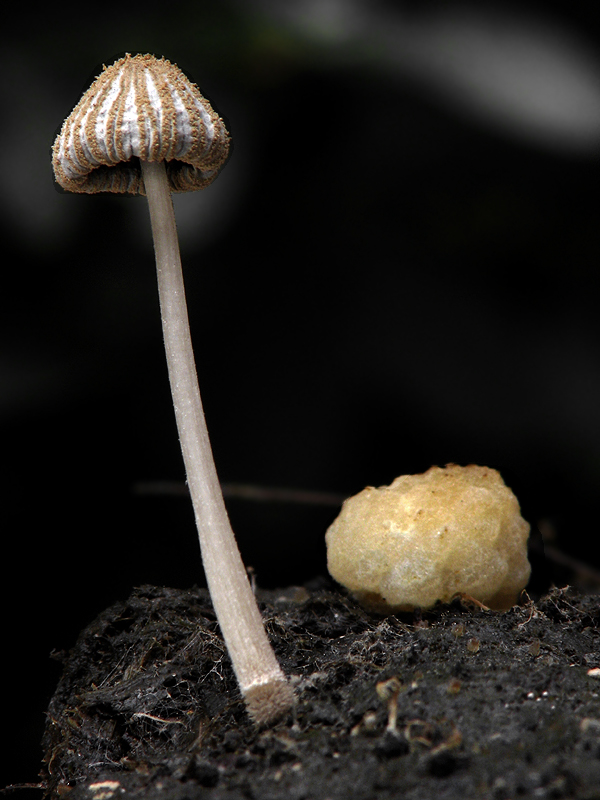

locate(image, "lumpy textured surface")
(326, 464), (531, 612)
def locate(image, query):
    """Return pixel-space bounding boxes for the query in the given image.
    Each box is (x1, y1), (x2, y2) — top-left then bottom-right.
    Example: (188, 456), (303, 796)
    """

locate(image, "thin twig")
(133, 481), (347, 507)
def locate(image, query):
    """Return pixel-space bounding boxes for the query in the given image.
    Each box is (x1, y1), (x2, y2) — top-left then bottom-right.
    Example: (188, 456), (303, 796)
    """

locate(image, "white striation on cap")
(52, 53), (230, 195)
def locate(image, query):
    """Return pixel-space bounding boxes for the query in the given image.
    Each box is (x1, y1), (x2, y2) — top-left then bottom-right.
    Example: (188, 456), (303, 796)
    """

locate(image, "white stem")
(140, 159), (294, 725)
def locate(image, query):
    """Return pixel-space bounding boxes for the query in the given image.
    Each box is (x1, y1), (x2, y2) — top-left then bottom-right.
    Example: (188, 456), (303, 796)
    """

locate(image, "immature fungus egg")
(325, 464), (531, 612)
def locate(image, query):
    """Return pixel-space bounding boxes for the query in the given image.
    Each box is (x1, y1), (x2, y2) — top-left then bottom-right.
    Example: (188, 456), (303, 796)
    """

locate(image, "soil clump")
(41, 584), (600, 799)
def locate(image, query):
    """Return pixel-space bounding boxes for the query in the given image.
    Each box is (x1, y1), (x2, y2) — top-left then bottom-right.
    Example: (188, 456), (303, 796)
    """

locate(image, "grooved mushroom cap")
(52, 53), (230, 195)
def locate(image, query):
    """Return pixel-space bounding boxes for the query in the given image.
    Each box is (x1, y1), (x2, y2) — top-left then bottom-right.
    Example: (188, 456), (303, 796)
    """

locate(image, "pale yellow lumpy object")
(325, 464), (531, 612)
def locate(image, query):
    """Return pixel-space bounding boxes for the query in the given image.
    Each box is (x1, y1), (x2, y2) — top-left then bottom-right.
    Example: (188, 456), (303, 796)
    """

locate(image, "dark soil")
(41, 583), (600, 800)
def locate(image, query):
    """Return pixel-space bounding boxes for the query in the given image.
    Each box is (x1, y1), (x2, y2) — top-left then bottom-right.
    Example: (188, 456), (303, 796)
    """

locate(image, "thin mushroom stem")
(140, 159), (294, 725)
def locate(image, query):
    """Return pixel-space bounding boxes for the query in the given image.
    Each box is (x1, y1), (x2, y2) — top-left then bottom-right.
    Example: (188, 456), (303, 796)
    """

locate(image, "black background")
(3, 0), (600, 788)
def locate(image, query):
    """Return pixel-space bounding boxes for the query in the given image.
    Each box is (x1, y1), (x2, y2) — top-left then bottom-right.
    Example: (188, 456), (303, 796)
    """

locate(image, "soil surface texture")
(41, 583), (600, 800)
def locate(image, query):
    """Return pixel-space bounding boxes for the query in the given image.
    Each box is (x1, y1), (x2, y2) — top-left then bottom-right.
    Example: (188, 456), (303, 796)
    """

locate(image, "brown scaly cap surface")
(52, 53), (230, 195)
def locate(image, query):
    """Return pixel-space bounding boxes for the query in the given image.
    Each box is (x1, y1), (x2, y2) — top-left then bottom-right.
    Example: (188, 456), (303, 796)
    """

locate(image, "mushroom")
(52, 53), (294, 725)
(326, 464), (531, 613)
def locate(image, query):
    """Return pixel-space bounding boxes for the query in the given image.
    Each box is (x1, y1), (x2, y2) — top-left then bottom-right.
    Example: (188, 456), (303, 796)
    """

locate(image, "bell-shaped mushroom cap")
(52, 53), (230, 195)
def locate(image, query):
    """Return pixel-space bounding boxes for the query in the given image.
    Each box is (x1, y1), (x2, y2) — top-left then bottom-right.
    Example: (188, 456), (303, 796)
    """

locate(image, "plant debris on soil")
(41, 583), (600, 800)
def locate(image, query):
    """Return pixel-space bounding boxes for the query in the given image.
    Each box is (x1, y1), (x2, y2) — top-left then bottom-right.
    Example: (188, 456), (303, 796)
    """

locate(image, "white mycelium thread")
(52, 53), (230, 194)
